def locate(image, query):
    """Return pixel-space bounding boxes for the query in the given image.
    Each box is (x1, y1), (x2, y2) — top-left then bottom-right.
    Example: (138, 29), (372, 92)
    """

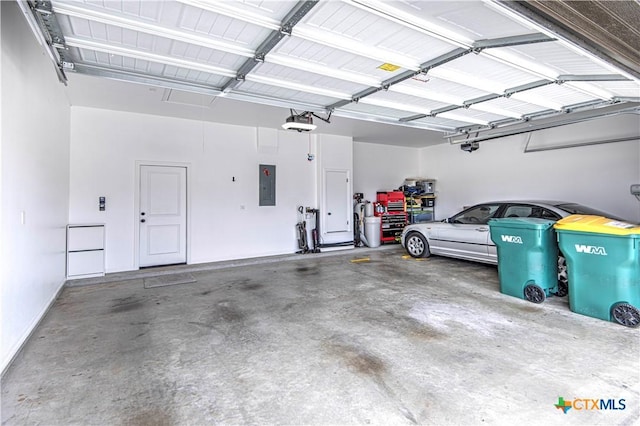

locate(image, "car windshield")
(554, 203), (625, 221)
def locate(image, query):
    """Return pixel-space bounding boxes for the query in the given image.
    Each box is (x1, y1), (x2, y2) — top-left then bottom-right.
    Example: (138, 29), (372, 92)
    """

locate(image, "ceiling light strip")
(221, 1), (319, 93)
(176, 0), (281, 31)
(65, 37), (237, 78)
(52, 2), (254, 58)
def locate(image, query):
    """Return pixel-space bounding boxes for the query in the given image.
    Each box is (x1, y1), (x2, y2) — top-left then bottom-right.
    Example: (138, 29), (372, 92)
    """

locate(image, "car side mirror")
(443, 218), (450, 223)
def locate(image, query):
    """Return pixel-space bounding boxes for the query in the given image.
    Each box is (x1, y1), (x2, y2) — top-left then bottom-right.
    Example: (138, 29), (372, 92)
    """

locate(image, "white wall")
(1, 2), (70, 373)
(420, 116), (640, 222)
(69, 107), (324, 272)
(353, 142), (421, 203)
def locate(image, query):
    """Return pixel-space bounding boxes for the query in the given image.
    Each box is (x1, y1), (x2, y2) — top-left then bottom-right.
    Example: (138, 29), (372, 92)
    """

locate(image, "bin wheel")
(554, 281), (568, 298)
(611, 303), (640, 328)
(524, 284), (545, 304)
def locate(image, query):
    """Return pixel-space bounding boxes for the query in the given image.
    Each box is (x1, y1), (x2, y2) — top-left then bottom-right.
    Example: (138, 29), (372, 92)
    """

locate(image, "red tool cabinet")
(374, 191), (408, 243)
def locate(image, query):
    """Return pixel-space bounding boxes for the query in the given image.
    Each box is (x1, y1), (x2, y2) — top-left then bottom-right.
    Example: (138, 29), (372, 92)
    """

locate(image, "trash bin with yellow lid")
(554, 215), (640, 327)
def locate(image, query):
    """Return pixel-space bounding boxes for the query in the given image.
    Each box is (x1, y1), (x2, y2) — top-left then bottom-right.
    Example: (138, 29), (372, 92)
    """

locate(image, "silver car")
(401, 200), (621, 295)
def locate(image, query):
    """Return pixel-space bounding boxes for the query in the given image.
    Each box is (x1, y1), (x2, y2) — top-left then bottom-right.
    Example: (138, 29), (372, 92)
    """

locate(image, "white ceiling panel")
(39, 0), (640, 141)
(411, 116), (469, 129)
(389, 0), (539, 41)
(441, 54), (548, 91)
(251, 62), (369, 95)
(473, 97), (546, 116)
(236, 81), (341, 106)
(439, 108), (506, 124)
(339, 103), (417, 120)
(496, 41), (617, 76)
(303, 1), (455, 60)
(366, 91), (450, 113)
(273, 36), (408, 80)
(73, 46), (229, 86)
(571, 81), (640, 99)
(516, 84), (600, 109)
(396, 76), (490, 103)
(177, 4), (273, 49)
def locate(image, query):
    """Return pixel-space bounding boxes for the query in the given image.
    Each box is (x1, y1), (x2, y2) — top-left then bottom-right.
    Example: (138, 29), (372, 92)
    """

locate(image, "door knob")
(328, 212), (332, 215)
(141, 212), (146, 216)
(141, 219), (146, 223)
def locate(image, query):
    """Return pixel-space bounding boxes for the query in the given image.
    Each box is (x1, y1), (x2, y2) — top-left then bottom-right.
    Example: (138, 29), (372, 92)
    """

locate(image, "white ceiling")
(26, 0), (640, 147)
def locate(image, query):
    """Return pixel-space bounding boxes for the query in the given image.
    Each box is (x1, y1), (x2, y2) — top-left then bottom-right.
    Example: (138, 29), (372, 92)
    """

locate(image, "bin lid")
(488, 217), (556, 229)
(553, 214), (640, 235)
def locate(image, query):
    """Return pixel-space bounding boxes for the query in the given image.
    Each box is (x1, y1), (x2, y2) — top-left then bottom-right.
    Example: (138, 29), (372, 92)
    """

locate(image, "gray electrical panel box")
(259, 164), (276, 206)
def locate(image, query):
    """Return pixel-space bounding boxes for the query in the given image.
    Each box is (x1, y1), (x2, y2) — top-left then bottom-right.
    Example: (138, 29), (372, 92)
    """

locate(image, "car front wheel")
(405, 232), (431, 258)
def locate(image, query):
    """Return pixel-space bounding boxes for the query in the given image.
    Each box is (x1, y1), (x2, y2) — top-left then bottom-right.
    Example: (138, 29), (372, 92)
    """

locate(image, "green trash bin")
(554, 215), (640, 327)
(489, 218), (559, 303)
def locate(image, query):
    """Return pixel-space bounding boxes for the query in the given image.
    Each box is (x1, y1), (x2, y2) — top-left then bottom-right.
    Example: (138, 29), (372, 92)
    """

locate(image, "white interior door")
(139, 165), (187, 267)
(325, 169), (350, 233)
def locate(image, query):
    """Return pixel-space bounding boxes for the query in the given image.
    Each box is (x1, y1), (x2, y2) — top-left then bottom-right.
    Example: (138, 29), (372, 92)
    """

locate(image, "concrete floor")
(2, 246), (639, 425)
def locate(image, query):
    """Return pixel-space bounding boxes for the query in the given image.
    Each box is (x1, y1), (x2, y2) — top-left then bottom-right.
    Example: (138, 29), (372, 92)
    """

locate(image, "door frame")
(320, 167), (352, 244)
(134, 161), (191, 269)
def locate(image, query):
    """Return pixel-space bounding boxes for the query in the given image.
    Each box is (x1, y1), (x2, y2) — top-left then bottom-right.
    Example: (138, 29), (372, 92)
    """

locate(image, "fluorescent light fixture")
(348, 0), (473, 48)
(245, 74), (352, 99)
(177, 0), (280, 31)
(65, 37), (237, 78)
(292, 26), (420, 71)
(53, 2), (254, 58)
(282, 113), (317, 131)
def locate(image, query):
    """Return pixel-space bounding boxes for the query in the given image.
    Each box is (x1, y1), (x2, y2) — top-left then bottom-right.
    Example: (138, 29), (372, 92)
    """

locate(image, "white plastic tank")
(364, 216), (381, 248)
(364, 202), (374, 217)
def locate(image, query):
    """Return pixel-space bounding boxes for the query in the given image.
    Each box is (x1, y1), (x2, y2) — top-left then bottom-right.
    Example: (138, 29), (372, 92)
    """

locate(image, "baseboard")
(1, 279), (66, 378)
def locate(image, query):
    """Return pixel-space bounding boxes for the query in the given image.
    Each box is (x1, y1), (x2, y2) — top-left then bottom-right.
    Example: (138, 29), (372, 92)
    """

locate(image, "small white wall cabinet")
(67, 224), (105, 279)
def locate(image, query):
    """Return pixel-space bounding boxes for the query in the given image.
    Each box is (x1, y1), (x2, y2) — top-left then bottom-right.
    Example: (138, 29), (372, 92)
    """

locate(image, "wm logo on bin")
(574, 244), (607, 255)
(501, 235), (523, 244)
